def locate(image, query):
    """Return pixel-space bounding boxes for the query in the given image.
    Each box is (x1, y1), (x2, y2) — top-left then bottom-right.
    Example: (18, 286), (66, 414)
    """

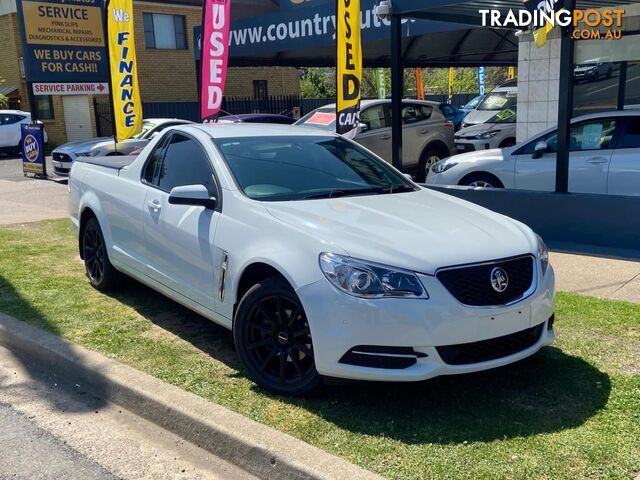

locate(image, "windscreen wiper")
(302, 188), (380, 200)
(375, 185), (416, 194)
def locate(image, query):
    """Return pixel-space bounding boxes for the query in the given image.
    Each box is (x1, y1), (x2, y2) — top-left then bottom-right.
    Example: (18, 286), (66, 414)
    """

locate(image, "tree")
(300, 68), (336, 98)
(0, 76), (8, 109)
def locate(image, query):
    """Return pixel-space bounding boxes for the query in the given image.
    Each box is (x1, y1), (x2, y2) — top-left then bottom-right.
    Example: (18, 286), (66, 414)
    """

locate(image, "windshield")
(477, 91), (517, 111)
(213, 135), (416, 202)
(464, 96), (483, 109)
(131, 120), (156, 139)
(294, 108), (336, 131)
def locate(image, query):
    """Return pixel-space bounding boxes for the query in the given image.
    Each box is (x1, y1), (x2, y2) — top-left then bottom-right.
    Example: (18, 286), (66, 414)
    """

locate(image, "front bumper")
(454, 138), (496, 153)
(52, 151), (75, 177)
(297, 264), (555, 382)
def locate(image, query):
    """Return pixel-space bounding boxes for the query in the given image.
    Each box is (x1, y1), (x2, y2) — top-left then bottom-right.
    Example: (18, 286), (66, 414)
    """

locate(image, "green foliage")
(300, 67), (336, 98)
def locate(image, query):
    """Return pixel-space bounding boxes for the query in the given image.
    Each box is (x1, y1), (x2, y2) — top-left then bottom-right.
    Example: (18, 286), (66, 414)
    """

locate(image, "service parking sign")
(16, 0), (108, 84)
(21, 124), (46, 176)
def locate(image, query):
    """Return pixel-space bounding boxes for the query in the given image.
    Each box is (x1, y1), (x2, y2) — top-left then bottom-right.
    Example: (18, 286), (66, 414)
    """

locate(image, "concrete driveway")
(0, 155), (68, 225)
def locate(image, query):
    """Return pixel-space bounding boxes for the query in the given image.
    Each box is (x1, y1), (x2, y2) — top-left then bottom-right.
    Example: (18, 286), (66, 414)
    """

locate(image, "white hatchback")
(428, 111), (640, 195)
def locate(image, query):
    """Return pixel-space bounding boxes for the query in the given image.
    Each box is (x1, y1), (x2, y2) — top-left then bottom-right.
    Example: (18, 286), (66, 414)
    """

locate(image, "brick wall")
(0, 13), (26, 105)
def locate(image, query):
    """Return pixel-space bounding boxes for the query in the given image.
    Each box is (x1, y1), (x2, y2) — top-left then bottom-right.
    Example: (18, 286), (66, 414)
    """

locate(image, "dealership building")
(0, 0), (300, 145)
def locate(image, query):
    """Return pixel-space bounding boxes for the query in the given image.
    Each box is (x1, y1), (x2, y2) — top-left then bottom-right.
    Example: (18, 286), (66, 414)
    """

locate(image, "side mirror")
(358, 122), (369, 133)
(532, 140), (548, 159)
(168, 184), (216, 209)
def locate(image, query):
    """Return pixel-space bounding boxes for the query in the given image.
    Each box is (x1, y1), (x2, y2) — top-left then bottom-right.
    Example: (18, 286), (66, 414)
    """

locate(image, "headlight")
(536, 234), (549, 275)
(76, 150), (98, 157)
(479, 130), (500, 139)
(432, 161), (457, 174)
(319, 253), (428, 299)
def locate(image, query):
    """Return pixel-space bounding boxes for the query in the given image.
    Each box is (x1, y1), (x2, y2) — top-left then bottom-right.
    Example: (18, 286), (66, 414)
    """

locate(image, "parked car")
(454, 109), (517, 153)
(461, 95), (485, 115)
(427, 111), (640, 196)
(52, 118), (192, 176)
(217, 113), (295, 124)
(296, 99), (455, 181)
(574, 58), (613, 83)
(461, 81), (517, 129)
(438, 103), (466, 131)
(0, 110), (48, 155)
(69, 123), (555, 396)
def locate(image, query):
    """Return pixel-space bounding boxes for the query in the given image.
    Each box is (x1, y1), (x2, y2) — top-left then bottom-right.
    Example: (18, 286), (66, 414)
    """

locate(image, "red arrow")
(97, 84), (105, 92)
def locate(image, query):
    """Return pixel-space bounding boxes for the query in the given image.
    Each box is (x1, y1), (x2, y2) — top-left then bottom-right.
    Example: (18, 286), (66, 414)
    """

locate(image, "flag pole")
(103, 0), (118, 153)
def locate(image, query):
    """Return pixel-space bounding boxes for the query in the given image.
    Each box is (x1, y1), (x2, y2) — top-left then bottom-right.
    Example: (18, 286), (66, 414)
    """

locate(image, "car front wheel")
(459, 172), (504, 189)
(234, 277), (322, 396)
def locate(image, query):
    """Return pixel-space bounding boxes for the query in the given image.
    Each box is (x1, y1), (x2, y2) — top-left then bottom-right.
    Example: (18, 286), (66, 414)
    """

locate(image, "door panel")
(355, 104), (392, 162)
(142, 133), (220, 310)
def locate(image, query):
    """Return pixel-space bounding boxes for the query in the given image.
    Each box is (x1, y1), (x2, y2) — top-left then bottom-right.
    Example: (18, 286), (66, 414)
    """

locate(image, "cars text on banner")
(200, 0), (230, 122)
(107, 0), (142, 141)
(336, 0), (362, 136)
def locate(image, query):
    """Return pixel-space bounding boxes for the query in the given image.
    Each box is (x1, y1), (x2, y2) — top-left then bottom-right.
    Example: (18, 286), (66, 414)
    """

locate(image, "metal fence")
(93, 93), (479, 136)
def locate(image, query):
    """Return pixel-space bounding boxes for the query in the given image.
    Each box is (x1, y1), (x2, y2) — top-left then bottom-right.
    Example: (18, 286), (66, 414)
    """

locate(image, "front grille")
(436, 323), (544, 365)
(53, 152), (71, 162)
(437, 255), (534, 307)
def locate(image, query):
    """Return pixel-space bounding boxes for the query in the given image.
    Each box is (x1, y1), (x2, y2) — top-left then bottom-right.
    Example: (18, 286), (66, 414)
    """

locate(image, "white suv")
(0, 110), (48, 155)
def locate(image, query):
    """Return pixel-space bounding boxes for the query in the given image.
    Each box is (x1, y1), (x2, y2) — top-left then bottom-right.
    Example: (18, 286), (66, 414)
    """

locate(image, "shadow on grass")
(0, 276), (109, 413)
(111, 278), (611, 445)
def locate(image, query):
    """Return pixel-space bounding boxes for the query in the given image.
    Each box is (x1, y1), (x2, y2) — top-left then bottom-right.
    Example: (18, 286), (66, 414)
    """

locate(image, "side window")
(0, 114), (23, 125)
(359, 105), (387, 130)
(546, 119), (617, 152)
(621, 118), (640, 148)
(420, 105), (434, 119)
(401, 104), (427, 124)
(157, 134), (216, 194)
(142, 136), (167, 184)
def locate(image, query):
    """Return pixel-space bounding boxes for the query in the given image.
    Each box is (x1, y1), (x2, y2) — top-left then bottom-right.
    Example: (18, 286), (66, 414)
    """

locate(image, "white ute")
(69, 123), (556, 396)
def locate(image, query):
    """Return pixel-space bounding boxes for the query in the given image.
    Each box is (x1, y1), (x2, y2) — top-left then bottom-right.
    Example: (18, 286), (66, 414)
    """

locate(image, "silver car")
(52, 118), (193, 176)
(296, 99), (455, 181)
(454, 116), (517, 154)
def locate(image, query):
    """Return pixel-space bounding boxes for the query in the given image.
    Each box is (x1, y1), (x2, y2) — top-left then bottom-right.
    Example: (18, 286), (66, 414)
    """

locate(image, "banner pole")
(104, 0), (118, 152)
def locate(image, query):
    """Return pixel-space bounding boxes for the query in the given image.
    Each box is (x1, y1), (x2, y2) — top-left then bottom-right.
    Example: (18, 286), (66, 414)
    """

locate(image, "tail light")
(444, 120), (454, 128)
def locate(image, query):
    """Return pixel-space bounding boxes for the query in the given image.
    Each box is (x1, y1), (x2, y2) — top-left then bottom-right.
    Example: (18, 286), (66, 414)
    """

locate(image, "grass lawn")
(0, 219), (639, 480)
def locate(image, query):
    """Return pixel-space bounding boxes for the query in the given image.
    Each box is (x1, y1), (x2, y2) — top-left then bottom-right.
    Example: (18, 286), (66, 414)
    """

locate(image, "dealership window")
(573, 33), (640, 115)
(143, 13), (186, 49)
(34, 95), (54, 120)
(253, 80), (268, 99)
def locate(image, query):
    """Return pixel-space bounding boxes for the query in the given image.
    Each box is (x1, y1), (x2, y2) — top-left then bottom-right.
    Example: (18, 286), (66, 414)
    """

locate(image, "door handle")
(380, 134), (391, 140)
(418, 128), (429, 135)
(148, 200), (161, 211)
(586, 157), (608, 164)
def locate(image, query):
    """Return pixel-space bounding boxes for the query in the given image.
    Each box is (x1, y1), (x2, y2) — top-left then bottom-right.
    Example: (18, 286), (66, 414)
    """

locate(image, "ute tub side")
(75, 155), (137, 171)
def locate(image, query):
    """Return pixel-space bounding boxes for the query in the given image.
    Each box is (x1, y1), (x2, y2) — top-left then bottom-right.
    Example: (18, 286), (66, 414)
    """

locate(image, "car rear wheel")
(416, 147), (445, 182)
(82, 217), (120, 291)
(459, 172), (504, 189)
(234, 277), (322, 396)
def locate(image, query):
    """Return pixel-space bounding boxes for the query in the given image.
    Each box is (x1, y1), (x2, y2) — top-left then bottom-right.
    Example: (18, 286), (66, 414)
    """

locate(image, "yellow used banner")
(336, 0), (361, 136)
(107, 0), (142, 141)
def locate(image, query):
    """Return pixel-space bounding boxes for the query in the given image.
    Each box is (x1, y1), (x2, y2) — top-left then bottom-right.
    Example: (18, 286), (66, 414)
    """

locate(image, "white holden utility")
(68, 123), (556, 396)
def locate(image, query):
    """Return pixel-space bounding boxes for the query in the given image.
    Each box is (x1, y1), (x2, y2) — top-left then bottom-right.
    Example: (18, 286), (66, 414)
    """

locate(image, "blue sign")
(21, 123), (46, 177)
(16, 0), (108, 83)
(228, 0), (470, 57)
(478, 66), (486, 96)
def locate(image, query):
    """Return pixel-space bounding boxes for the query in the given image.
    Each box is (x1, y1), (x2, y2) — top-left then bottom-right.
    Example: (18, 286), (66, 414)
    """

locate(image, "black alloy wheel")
(234, 277), (322, 396)
(82, 217), (119, 291)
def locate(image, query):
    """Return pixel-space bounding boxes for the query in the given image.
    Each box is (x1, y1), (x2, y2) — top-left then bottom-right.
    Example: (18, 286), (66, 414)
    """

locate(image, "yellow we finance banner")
(336, 0), (361, 136)
(107, 0), (142, 141)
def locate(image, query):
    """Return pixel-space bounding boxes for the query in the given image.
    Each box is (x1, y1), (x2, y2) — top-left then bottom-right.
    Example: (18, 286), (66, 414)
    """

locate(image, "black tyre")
(607, 68), (613, 79)
(234, 277), (322, 396)
(82, 217), (120, 291)
(499, 138), (516, 149)
(459, 172), (504, 189)
(416, 147), (444, 182)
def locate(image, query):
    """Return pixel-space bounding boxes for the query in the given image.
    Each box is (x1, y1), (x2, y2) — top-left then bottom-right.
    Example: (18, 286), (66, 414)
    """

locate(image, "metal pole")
(390, 14), (403, 171)
(617, 61), (627, 111)
(555, 0), (575, 194)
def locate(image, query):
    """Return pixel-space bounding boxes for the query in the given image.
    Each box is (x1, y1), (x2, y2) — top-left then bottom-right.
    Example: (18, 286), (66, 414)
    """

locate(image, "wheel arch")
(233, 261), (293, 319)
(78, 207), (98, 259)
(458, 171), (505, 188)
(422, 139), (451, 159)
